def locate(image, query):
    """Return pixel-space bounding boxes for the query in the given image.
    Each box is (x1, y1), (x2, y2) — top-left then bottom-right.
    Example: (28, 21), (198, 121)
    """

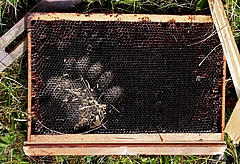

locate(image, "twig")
(14, 118), (27, 122)
(3, 76), (26, 89)
(110, 104), (120, 113)
(37, 120), (65, 135)
(98, 93), (103, 102)
(224, 77), (232, 87)
(79, 105), (94, 111)
(83, 120), (108, 134)
(80, 75), (92, 95)
(186, 29), (218, 47)
(198, 44), (221, 66)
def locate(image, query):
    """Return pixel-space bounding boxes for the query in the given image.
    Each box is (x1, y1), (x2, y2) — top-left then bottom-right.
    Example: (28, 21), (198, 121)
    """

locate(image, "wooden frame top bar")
(28, 13), (213, 23)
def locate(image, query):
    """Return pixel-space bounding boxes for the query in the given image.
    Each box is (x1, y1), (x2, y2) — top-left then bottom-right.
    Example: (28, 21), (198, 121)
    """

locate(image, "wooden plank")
(30, 133), (222, 143)
(0, 17), (26, 72)
(24, 141), (225, 145)
(221, 55), (226, 140)
(0, 38), (27, 72)
(28, 13), (213, 23)
(208, 0), (240, 98)
(225, 100), (240, 144)
(0, 50), (8, 63)
(0, 60), (7, 72)
(23, 141), (226, 156)
(0, 17), (26, 52)
(27, 23), (32, 142)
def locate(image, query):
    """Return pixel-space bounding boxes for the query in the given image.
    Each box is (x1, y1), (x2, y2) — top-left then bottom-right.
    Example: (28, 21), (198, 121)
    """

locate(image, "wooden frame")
(208, 0), (240, 144)
(25, 13), (227, 156)
(27, 13), (214, 22)
(24, 134), (226, 155)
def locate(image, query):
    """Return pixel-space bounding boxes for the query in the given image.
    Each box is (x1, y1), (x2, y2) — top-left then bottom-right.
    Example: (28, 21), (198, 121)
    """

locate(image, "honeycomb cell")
(30, 19), (223, 134)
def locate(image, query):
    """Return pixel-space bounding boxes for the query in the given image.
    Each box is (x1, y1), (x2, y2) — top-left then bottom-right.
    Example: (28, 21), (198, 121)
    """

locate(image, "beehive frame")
(23, 12), (227, 156)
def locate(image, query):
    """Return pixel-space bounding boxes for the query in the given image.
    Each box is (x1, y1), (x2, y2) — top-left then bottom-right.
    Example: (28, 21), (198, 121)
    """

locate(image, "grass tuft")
(0, 53), (28, 162)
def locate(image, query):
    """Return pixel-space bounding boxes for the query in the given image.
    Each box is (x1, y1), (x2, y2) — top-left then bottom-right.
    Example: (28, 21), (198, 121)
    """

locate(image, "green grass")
(224, 0), (240, 49)
(77, 0), (210, 14)
(0, 53), (28, 162)
(0, 0), (22, 36)
(0, 0), (240, 163)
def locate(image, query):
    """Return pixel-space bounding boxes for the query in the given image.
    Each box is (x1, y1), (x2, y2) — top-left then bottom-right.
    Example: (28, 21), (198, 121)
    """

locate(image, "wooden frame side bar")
(27, 20), (32, 142)
(221, 55), (226, 139)
(28, 13), (213, 23)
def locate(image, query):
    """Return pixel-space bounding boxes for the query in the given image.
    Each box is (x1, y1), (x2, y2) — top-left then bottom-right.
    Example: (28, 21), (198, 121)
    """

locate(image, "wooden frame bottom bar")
(24, 134), (226, 155)
(24, 142), (226, 156)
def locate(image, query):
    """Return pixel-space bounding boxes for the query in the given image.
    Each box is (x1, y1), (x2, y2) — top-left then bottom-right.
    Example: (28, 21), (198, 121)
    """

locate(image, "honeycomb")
(29, 17), (224, 134)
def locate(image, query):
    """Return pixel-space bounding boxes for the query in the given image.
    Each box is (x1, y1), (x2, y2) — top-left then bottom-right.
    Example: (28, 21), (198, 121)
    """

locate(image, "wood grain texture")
(27, 22), (32, 142)
(28, 13), (213, 23)
(0, 17), (26, 50)
(208, 0), (240, 98)
(225, 100), (240, 144)
(221, 55), (226, 140)
(30, 133), (222, 143)
(23, 141), (226, 156)
(0, 17), (27, 72)
(1, 38), (27, 66)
